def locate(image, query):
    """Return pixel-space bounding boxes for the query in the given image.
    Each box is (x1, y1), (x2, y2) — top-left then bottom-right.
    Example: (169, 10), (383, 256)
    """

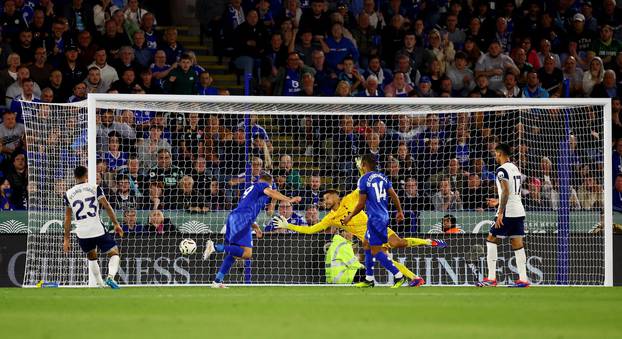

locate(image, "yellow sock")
(392, 260), (417, 280)
(405, 237), (432, 247)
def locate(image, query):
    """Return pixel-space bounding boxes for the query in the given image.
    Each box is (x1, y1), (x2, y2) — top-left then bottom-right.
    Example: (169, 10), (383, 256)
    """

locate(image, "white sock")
(88, 260), (105, 287)
(486, 242), (498, 280)
(515, 248), (528, 282)
(108, 255), (120, 280)
(394, 272), (403, 279)
(365, 275), (374, 282)
(88, 264), (97, 287)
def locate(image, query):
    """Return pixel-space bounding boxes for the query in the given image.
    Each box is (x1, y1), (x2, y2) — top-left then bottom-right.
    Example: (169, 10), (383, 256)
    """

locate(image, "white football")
(179, 238), (197, 255)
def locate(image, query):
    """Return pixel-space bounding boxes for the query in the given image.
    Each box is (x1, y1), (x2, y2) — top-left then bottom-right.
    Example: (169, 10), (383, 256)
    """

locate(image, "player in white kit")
(63, 166), (124, 288)
(476, 144), (530, 288)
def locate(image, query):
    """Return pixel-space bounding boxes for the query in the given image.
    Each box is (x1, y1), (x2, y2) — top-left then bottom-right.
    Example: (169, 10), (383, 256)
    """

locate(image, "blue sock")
(215, 255), (236, 283)
(216, 244), (245, 257)
(364, 250), (374, 278)
(374, 251), (400, 276)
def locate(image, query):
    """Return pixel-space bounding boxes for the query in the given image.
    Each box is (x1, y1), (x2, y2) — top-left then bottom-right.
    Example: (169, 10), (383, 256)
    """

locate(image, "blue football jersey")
(358, 171), (393, 221)
(233, 182), (271, 220)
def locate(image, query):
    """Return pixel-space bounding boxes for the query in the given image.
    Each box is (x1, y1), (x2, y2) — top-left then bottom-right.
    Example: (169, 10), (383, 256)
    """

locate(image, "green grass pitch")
(1, 286), (620, 339)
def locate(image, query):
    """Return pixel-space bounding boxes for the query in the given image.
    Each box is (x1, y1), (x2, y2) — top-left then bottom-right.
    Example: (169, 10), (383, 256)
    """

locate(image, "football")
(179, 238), (197, 255)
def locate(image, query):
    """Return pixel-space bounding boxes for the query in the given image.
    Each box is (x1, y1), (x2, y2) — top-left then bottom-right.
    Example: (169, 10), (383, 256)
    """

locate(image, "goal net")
(21, 96), (613, 286)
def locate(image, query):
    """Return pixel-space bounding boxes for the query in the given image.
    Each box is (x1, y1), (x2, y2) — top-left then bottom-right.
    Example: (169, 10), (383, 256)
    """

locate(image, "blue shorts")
(225, 212), (253, 248)
(489, 216), (525, 239)
(365, 217), (390, 246)
(78, 233), (117, 254)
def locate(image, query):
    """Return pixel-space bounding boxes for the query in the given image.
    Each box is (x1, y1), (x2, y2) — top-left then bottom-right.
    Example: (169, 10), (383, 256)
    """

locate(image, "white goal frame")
(82, 94), (613, 286)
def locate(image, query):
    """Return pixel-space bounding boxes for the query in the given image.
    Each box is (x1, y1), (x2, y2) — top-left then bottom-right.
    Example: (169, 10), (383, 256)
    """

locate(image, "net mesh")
(21, 98), (606, 286)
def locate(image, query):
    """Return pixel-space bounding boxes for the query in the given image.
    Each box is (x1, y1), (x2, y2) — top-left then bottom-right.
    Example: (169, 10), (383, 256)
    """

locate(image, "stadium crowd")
(0, 0), (619, 234)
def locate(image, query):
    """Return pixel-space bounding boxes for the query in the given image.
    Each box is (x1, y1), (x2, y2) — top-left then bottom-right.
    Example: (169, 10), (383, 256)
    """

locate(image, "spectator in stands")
(427, 29), (455, 75)
(537, 39), (560, 69)
(582, 56), (604, 97)
(589, 24), (621, 65)
(147, 209), (175, 234)
(334, 80), (352, 96)
(475, 40), (518, 92)
(14, 29), (35, 65)
(102, 133), (128, 171)
(430, 157), (467, 196)
(537, 55), (563, 97)
(0, 0), (27, 43)
(68, 82), (88, 102)
(511, 47), (533, 88)
(364, 55), (392, 89)
(310, 50), (337, 96)
(6, 65), (42, 108)
(473, 73), (499, 97)
(299, 0), (330, 41)
(148, 148), (184, 198)
(0, 111), (25, 163)
(111, 175), (139, 210)
(0, 179), (17, 211)
(166, 54), (198, 94)
(592, 70), (621, 98)
(137, 125), (172, 169)
(277, 154), (302, 191)
(110, 68), (141, 93)
(321, 22), (359, 71)
(9, 78), (40, 119)
(613, 138), (622, 180)
(522, 71), (549, 98)
(462, 37), (483, 70)
(93, 0), (120, 34)
(77, 30), (97, 67)
(112, 8), (139, 46)
(563, 56), (584, 97)
(89, 47), (119, 91)
(437, 214), (463, 234)
(137, 68), (161, 94)
(5, 153), (27, 209)
(400, 176), (431, 232)
(112, 46), (142, 78)
(397, 31), (434, 75)
(357, 74), (382, 97)
(433, 178), (462, 212)
(205, 179), (227, 211)
(384, 71), (413, 97)
(27, 48), (52, 89)
(578, 176), (602, 210)
(615, 174), (622, 213)
(447, 51), (475, 97)
(121, 208), (144, 234)
(59, 44), (87, 93)
(411, 75), (434, 97)
(273, 51), (314, 96)
(500, 72), (520, 98)
(84, 66), (107, 93)
(234, 9), (268, 78)
(168, 175), (207, 212)
(548, 178), (582, 211)
(300, 173), (321, 207)
(462, 173), (489, 211)
(304, 204), (320, 226)
(337, 56), (364, 94)
(443, 13), (465, 49)
(261, 32), (288, 87)
(132, 30), (153, 69)
(97, 19), (130, 58)
(118, 155), (146, 196)
(264, 200), (305, 232)
(47, 70), (68, 103)
(197, 71), (218, 95)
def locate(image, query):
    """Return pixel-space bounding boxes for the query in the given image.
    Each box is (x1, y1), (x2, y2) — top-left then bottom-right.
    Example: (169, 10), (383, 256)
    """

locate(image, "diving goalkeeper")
(273, 188), (446, 287)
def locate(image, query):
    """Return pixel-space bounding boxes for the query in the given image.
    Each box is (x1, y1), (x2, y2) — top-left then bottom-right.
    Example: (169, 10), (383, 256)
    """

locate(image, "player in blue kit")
(342, 155), (409, 288)
(203, 172), (301, 288)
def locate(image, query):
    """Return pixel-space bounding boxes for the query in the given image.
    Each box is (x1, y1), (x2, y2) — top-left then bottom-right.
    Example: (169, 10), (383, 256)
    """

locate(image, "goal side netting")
(21, 96), (613, 286)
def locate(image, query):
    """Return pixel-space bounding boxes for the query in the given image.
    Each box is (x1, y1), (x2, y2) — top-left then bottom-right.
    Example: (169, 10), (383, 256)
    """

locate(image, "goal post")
(21, 95), (613, 287)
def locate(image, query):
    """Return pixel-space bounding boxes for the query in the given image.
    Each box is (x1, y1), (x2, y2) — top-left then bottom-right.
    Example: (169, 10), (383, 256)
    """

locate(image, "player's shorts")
(365, 217), (390, 246)
(489, 216), (525, 239)
(225, 212), (253, 248)
(78, 233), (117, 253)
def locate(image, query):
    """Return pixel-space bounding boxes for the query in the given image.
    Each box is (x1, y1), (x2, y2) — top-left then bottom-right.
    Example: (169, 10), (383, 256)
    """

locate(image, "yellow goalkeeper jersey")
(286, 189), (369, 241)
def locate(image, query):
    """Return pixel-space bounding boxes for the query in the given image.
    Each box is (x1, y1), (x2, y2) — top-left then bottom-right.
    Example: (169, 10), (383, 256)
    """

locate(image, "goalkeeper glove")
(272, 215), (289, 229)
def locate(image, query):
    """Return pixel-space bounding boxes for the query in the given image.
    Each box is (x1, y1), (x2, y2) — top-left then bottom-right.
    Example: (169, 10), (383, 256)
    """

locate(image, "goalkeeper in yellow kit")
(273, 188), (447, 287)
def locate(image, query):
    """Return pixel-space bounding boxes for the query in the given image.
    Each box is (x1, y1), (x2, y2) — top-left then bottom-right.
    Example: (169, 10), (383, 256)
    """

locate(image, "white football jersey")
(63, 183), (106, 239)
(495, 162), (526, 218)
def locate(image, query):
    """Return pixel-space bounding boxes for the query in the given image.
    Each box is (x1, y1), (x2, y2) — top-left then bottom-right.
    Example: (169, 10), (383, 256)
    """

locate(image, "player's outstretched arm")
(263, 187), (301, 204)
(273, 215), (332, 234)
(342, 193), (366, 225)
(388, 187), (405, 223)
(63, 207), (72, 253)
(98, 196), (124, 237)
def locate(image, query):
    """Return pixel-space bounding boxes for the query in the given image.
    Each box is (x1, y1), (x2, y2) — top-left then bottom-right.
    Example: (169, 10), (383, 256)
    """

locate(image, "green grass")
(1, 287), (620, 339)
